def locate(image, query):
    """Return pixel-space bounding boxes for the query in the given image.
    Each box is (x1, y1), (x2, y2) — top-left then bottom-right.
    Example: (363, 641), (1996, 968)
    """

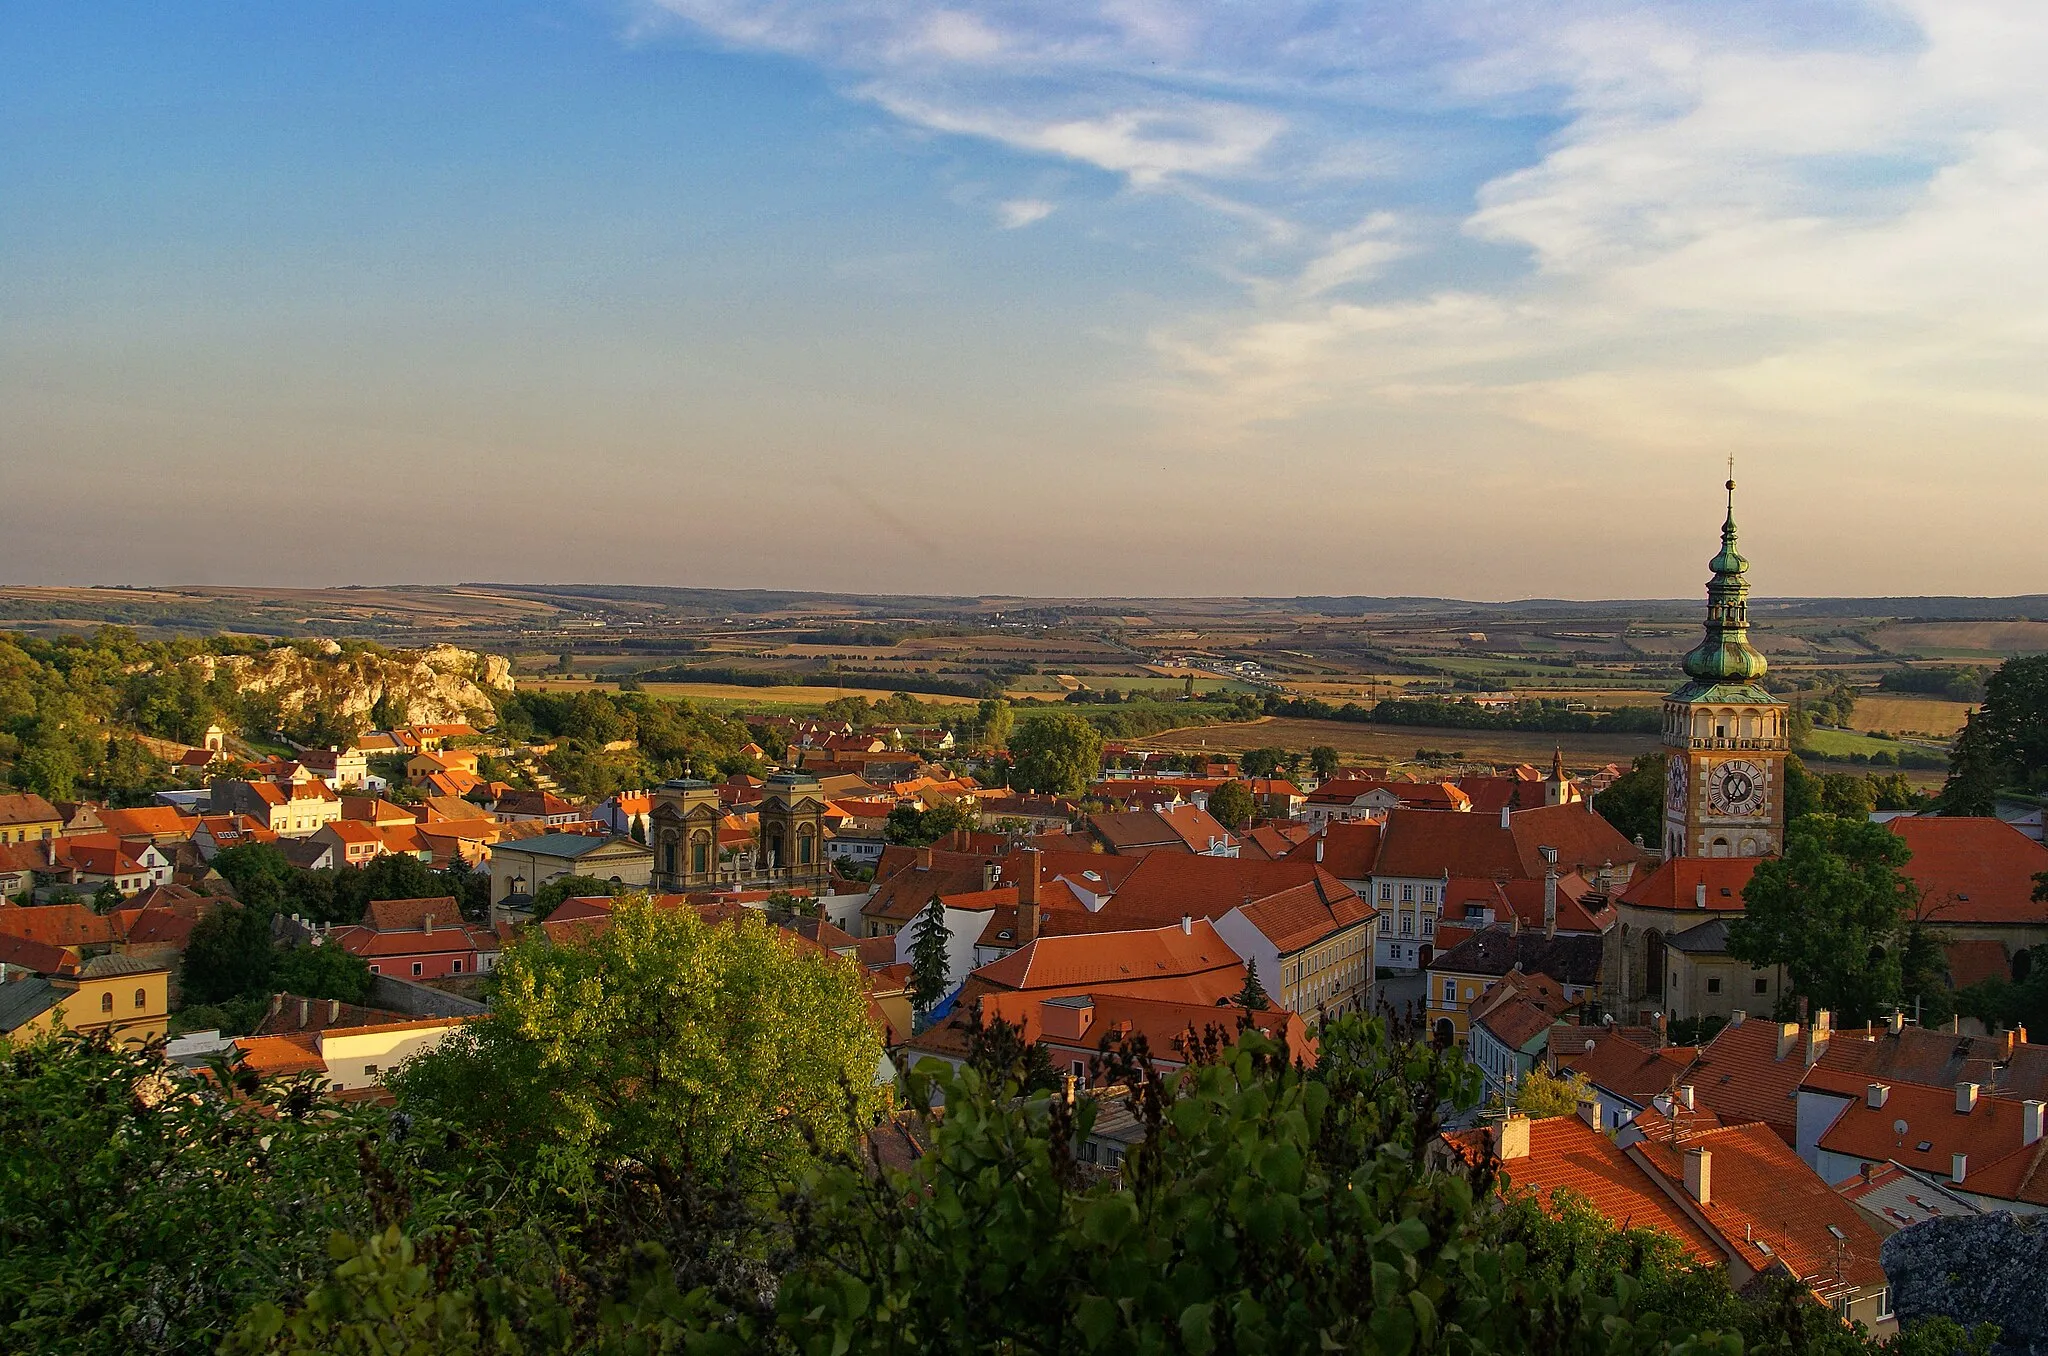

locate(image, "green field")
(1798, 727), (1948, 762)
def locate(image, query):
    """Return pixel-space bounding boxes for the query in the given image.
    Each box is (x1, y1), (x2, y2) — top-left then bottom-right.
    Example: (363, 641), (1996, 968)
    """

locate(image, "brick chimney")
(916, 846), (933, 871)
(1499, 805), (1511, 830)
(1495, 1114), (1531, 1160)
(424, 913), (435, 936)
(270, 993), (283, 1016)
(1695, 882), (1708, 909)
(1806, 1010), (1831, 1067)
(1867, 1083), (1890, 1109)
(297, 998), (310, 1029)
(1776, 1021), (1799, 1061)
(1684, 1147), (1712, 1204)
(1952, 1152), (1968, 1185)
(1957, 1082), (1980, 1114)
(1577, 1097), (1603, 1132)
(1018, 849), (1041, 947)
(983, 861), (1000, 892)
(2024, 1100), (2046, 1147)
(1541, 846), (1559, 939)
(328, 999), (341, 1022)
(1181, 914), (1193, 936)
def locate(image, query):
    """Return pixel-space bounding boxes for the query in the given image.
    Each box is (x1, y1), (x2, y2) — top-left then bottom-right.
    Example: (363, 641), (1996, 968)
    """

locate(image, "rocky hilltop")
(190, 642), (513, 728)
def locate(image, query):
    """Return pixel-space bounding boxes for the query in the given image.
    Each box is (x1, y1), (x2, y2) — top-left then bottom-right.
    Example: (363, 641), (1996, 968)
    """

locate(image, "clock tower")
(1661, 477), (1788, 860)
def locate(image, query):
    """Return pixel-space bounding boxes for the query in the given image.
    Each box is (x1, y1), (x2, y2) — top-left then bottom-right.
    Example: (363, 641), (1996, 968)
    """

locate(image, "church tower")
(1661, 477), (1787, 860)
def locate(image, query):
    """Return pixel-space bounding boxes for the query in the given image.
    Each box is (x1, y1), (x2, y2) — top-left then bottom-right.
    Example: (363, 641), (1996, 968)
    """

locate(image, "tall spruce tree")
(1238, 958), (1270, 1011)
(908, 894), (952, 1019)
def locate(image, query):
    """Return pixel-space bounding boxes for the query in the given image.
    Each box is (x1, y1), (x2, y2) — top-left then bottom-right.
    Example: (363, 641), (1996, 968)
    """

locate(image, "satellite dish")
(1893, 1119), (1909, 1136)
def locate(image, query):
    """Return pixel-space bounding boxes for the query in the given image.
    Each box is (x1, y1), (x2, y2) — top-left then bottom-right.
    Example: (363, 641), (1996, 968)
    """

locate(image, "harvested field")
(1871, 620), (2048, 656)
(1847, 695), (1974, 738)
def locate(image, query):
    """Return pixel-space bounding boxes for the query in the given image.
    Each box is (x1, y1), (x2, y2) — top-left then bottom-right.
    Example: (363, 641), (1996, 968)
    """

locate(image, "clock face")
(1707, 759), (1766, 817)
(1665, 757), (1688, 812)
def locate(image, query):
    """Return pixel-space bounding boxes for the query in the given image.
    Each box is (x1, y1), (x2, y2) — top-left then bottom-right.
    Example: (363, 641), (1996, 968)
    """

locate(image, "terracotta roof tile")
(1889, 817), (2048, 927)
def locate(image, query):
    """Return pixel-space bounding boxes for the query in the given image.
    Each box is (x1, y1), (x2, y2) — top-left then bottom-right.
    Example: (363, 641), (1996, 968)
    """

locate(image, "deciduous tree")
(1728, 815), (1919, 1024)
(1007, 710), (1104, 796)
(1207, 779), (1255, 831)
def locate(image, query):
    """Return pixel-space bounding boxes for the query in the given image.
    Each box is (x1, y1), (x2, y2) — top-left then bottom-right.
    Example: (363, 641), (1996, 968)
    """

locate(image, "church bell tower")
(1661, 476), (1788, 860)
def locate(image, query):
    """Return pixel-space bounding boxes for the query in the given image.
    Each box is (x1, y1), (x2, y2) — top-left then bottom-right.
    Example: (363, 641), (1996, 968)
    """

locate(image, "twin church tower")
(1659, 476), (1788, 861)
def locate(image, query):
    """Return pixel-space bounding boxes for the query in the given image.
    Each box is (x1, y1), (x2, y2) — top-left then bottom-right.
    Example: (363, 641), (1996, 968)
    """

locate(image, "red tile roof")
(364, 897), (461, 932)
(972, 919), (1246, 1000)
(1283, 820), (1383, 879)
(1812, 1077), (2048, 1206)
(0, 903), (121, 948)
(1630, 1120), (1889, 1288)
(1553, 1029), (1697, 1102)
(1446, 1115), (1722, 1262)
(94, 806), (197, 840)
(1945, 940), (2013, 991)
(1888, 817), (2048, 927)
(1619, 856), (1759, 913)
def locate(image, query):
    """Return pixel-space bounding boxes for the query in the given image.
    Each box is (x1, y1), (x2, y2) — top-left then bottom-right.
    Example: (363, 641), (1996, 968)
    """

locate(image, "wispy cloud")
(641, 0), (2048, 459)
(996, 196), (1054, 228)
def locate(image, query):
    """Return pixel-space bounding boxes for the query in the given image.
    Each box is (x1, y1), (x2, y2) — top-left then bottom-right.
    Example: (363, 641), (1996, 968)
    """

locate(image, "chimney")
(424, 913), (435, 936)
(1500, 805), (1511, 830)
(328, 999), (341, 1021)
(1806, 1011), (1831, 1067)
(1315, 838), (1324, 863)
(1695, 882), (1708, 910)
(1888, 1010), (1905, 1036)
(1018, 851), (1041, 947)
(1729, 1009), (1747, 1027)
(1951, 1152), (1968, 1185)
(297, 998), (310, 1029)
(1181, 914), (1193, 936)
(916, 846), (933, 871)
(1678, 1084), (1695, 1112)
(1860, 1161), (1876, 1183)
(1656, 1011), (1668, 1047)
(1577, 1097), (1604, 1133)
(1957, 1082), (1980, 1114)
(1495, 1114), (1531, 1161)
(270, 993), (283, 1016)
(2000, 1028), (2017, 1060)
(1684, 1147), (1712, 1204)
(1867, 1083), (1890, 1109)
(2024, 1101), (2046, 1147)
(1776, 1022), (1799, 1061)
(1541, 846), (1559, 939)
(983, 862), (1000, 892)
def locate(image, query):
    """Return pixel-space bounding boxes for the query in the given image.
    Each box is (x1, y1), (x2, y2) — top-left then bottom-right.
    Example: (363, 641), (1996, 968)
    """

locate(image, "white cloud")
(639, 0), (2048, 489)
(996, 197), (1055, 228)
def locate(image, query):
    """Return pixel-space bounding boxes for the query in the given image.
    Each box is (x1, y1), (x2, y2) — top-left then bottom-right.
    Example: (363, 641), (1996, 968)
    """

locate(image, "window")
(1754, 977), (1768, 995)
(134, 988), (147, 1009)
(100, 993), (114, 1013)
(1421, 885), (1436, 904)
(365, 1064), (379, 1077)
(369, 965), (380, 975)
(451, 959), (463, 974)
(1443, 979), (1456, 1005)
(1874, 1287), (1893, 1321)
(412, 962), (424, 977)
(1707, 977), (1721, 994)
(1071, 1059), (1086, 1082)
(1400, 914), (1414, 936)
(1379, 883), (1393, 902)
(1420, 915), (1435, 938)
(1400, 884), (1414, 903)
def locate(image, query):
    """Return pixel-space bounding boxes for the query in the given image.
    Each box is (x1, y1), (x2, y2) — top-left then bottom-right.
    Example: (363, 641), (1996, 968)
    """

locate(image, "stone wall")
(1883, 1213), (2046, 1355)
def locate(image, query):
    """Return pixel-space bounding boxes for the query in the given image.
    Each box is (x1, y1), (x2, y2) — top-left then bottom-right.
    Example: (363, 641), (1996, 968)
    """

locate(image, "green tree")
(181, 902), (278, 1005)
(1239, 746), (1285, 778)
(1782, 752), (1820, 824)
(965, 1009), (1060, 1094)
(1308, 745), (1341, 780)
(1817, 772), (1877, 820)
(529, 872), (621, 919)
(1207, 779), (1255, 831)
(1509, 1064), (1595, 1118)
(885, 799), (977, 846)
(1592, 750), (1666, 845)
(1007, 710), (1104, 796)
(393, 895), (884, 1187)
(272, 942), (373, 1003)
(1728, 815), (1919, 1024)
(1237, 958), (1270, 1011)
(1974, 654), (2048, 790)
(908, 894), (952, 1020)
(1938, 711), (2006, 815)
(976, 696), (1014, 751)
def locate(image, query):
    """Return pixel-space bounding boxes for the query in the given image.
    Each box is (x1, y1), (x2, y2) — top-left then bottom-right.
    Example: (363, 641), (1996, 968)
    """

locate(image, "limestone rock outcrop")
(1882, 1212), (2046, 1355)
(189, 643), (513, 728)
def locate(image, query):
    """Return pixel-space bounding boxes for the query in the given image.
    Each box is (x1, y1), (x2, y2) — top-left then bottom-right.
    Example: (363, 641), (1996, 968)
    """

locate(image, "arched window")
(1711, 836), (1730, 857)
(660, 837), (677, 878)
(134, 988), (146, 1009)
(690, 833), (711, 875)
(797, 824), (815, 866)
(1644, 930), (1665, 998)
(100, 992), (114, 1013)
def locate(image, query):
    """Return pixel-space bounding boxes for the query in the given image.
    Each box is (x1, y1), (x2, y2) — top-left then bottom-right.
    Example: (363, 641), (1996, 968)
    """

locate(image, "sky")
(4, 0), (2045, 600)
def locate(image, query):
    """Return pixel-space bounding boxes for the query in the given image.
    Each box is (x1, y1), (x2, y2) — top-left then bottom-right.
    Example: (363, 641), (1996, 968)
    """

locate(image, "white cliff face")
(187, 643), (514, 726)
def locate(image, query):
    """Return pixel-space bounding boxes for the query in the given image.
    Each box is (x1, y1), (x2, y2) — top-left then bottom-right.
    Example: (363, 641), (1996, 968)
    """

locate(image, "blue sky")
(4, 1), (2044, 598)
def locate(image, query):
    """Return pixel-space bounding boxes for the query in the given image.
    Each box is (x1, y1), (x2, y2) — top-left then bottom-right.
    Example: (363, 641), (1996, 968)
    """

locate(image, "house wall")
(1370, 875), (1446, 968)
(39, 970), (170, 1048)
(319, 1021), (465, 1093)
(1666, 950), (1777, 1025)
(1795, 1090), (1856, 1170)
(894, 906), (993, 1008)
(363, 946), (478, 981)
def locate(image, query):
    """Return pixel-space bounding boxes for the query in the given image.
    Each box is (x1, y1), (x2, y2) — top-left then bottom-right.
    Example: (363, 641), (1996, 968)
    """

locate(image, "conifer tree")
(908, 894), (952, 1019)
(1238, 958), (1270, 1011)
